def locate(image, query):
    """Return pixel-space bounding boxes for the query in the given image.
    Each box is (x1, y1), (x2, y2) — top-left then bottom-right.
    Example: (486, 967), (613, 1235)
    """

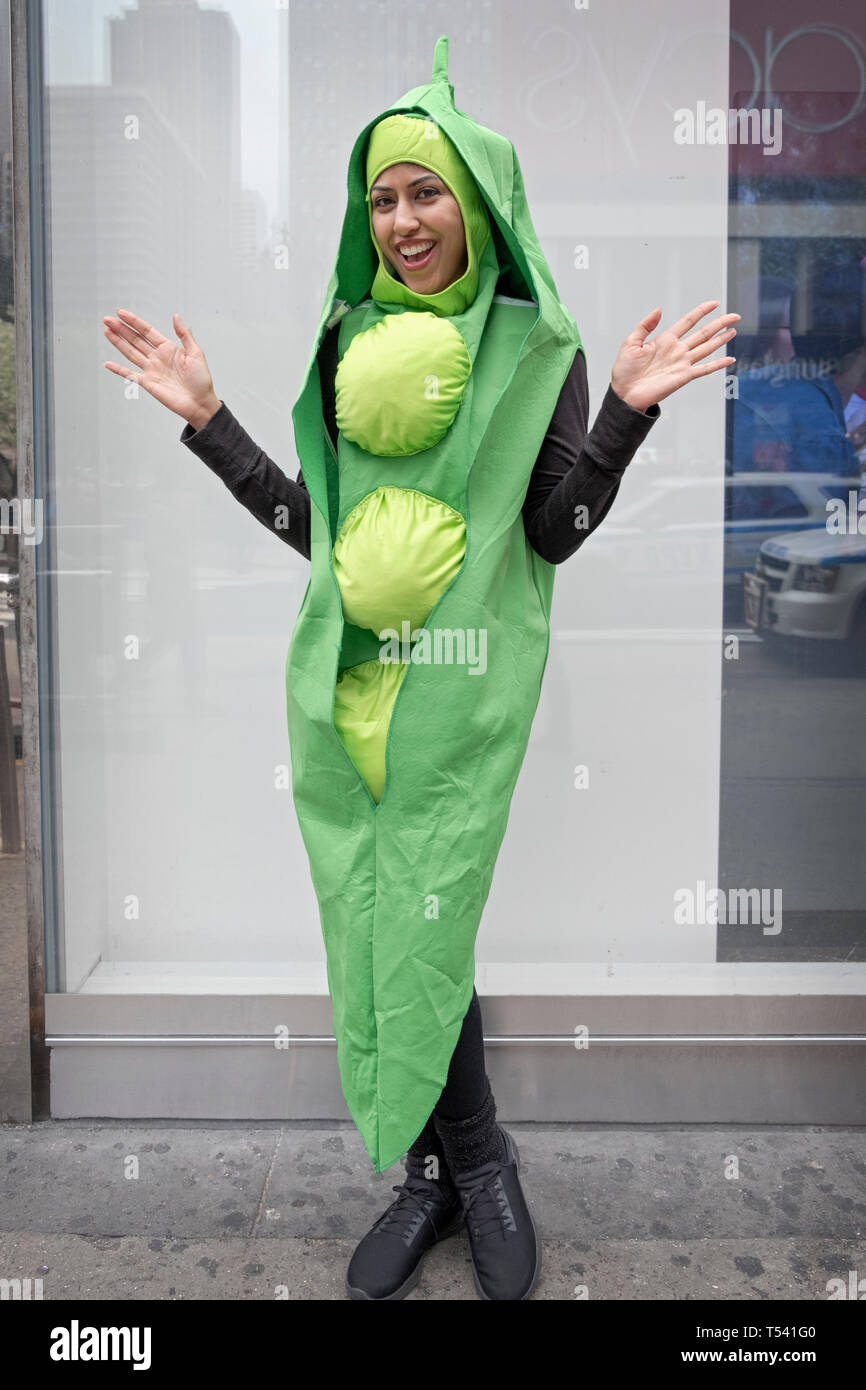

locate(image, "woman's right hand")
(102, 309), (221, 430)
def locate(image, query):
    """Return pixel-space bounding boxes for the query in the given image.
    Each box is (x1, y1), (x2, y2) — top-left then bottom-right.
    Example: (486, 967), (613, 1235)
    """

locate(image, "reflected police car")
(744, 489), (866, 644)
(596, 471), (853, 596)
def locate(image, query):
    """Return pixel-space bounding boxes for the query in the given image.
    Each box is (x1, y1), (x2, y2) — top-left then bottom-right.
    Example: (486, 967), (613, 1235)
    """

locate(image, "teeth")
(399, 241), (434, 260)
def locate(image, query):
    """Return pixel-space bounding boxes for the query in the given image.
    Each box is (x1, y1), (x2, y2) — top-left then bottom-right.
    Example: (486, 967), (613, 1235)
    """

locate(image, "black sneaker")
(345, 1174), (464, 1300)
(452, 1125), (541, 1300)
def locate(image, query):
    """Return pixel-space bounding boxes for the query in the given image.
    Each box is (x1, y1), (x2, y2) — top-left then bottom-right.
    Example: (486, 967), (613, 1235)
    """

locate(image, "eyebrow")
(370, 174), (443, 193)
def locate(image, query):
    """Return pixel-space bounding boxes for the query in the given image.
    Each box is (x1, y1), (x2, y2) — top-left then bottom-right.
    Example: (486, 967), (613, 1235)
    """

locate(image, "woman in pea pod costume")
(287, 33), (737, 1300)
(102, 34), (737, 1302)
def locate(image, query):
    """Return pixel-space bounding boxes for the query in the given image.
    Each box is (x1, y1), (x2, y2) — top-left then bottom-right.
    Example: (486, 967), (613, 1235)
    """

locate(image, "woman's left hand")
(610, 300), (740, 414)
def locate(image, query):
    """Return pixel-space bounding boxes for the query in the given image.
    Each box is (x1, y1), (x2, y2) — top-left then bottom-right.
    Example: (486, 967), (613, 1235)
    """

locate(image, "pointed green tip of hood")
(432, 34), (452, 92)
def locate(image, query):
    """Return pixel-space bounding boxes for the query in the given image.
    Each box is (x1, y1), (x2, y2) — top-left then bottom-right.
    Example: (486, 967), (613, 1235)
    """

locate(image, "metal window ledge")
(44, 1032), (866, 1046)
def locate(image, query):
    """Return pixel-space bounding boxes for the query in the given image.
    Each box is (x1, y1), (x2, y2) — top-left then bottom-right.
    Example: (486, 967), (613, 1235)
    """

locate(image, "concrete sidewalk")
(0, 1120), (863, 1300)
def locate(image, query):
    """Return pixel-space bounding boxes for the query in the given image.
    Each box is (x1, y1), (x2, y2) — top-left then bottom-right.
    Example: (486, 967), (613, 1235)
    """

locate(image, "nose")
(392, 193), (421, 234)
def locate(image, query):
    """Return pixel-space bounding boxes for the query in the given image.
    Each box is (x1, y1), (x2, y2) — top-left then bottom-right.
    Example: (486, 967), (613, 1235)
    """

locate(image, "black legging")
(433, 987), (489, 1119)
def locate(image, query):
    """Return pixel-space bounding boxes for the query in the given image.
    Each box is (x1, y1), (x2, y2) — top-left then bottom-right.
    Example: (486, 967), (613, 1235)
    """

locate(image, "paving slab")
(0, 1120), (863, 1300)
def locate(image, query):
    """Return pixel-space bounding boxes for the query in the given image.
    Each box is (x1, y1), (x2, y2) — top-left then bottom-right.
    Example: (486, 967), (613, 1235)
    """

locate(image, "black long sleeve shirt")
(179, 322), (661, 564)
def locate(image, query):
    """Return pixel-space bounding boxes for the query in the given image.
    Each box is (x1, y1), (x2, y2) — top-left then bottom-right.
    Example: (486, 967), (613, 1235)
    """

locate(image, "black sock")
(435, 988), (489, 1118)
(433, 1076), (507, 1174)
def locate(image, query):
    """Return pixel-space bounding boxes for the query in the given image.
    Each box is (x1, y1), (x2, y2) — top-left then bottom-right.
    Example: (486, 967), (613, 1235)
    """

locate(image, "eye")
(372, 186), (442, 210)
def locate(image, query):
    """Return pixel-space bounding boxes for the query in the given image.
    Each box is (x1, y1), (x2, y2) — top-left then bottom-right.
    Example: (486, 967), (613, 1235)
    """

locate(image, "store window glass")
(0, 0), (17, 832)
(34, 0), (862, 1005)
(722, 0), (866, 966)
(0, 0), (24, 1025)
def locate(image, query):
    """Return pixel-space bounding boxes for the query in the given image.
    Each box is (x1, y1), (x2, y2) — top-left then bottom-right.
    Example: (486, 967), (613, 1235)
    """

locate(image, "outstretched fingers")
(690, 353), (736, 378)
(103, 320), (149, 369)
(112, 308), (168, 349)
(684, 311), (740, 351)
(666, 299), (722, 339)
(103, 358), (142, 385)
(688, 323), (738, 363)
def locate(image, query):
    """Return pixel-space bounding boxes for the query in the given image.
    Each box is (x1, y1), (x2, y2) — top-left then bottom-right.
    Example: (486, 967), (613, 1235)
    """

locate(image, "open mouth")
(396, 240), (436, 270)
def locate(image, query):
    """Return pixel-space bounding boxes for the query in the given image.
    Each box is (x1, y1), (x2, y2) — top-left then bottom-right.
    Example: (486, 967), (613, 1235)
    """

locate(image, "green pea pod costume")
(286, 34), (582, 1173)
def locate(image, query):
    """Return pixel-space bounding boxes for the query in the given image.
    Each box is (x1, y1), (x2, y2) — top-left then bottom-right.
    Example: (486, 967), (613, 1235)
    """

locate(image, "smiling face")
(369, 162), (468, 295)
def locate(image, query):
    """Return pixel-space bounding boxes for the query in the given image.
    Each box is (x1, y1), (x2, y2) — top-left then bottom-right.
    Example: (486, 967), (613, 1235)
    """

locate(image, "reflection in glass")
(722, 0), (866, 962)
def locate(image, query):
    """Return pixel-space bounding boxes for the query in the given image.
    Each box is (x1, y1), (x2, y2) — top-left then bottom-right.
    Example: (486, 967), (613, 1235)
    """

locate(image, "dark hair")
(798, 262), (866, 361)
